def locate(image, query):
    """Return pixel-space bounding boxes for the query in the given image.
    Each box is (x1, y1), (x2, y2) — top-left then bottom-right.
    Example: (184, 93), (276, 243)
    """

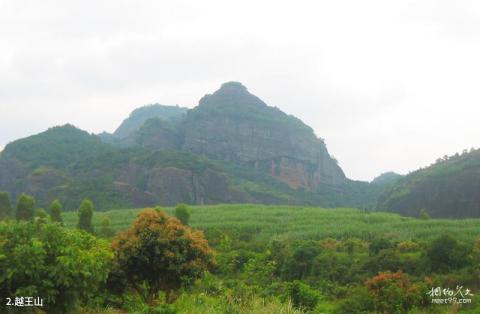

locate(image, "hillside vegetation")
(28, 204), (480, 313)
(377, 149), (480, 217)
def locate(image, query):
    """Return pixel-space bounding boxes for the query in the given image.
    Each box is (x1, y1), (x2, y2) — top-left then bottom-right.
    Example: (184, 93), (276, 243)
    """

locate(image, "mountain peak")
(217, 81), (248, 93)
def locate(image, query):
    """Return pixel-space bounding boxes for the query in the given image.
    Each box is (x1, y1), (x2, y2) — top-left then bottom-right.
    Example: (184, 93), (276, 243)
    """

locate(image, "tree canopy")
(0, 191), (12, 219)
(15, 193), (35, 221)
(112, 208), (215, 304)
(77, 199), (94, 233)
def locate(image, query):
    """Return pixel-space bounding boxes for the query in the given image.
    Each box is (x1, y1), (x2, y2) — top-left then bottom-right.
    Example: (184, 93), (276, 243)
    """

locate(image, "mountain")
(114, 104), (187, 139)
(101, 82), (346, 190)
(0, 82), (383, 210)
(99, 104), (187, 147)
(0, 125), (249, 210)
(377, 150), (480, 218)
(181, 82), (346, 190)
(371, 172), (402, 185)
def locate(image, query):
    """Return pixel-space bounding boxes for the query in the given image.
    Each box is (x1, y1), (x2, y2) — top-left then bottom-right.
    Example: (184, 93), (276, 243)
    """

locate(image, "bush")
(426, 235), (471, 272)
(365, 271), (427, 313)
(174, 204), (190, 225)
(113, 208), (216, 305)
(286, 280), (321, 311)
(0, 221), (113, 313)
(369, 237), (393, 255)
(336, 286), (374, 314)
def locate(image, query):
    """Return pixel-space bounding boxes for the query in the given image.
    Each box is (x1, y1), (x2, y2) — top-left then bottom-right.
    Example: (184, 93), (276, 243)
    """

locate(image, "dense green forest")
(1, 194), (480, 313)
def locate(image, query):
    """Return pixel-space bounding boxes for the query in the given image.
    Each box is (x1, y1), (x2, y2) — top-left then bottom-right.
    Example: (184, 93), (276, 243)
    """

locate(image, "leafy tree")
(35, 208), (48, 224)
(287, 241), (320, 279)
(365, 271), (427, 313)
(174, 203), (190, 225)
(419, 208), (430, 220)
(49, 199), (63, 224)
(426, 235), (470, 272)
(112, 208), (215, 304)
(77, 199), (94, 233)
(0, 191), (12, 219)
(15, 193), (35, 221)
(100, 215), (114, 237)
(0, 221), (113, 313)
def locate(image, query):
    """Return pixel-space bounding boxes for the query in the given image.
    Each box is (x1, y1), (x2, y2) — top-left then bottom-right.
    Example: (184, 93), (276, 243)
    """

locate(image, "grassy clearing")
(63, 204), (480, 243)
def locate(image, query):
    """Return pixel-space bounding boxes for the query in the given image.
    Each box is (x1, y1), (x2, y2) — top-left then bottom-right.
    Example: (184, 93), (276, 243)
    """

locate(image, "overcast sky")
(1, 0), (480, 181)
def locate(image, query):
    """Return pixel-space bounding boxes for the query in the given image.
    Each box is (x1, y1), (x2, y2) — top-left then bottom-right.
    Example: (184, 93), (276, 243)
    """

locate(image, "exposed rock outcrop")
(182, 82), (346, 189)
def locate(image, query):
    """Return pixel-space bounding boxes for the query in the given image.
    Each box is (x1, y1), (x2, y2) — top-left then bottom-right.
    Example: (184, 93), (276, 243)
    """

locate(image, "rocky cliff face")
(182, 82), (346, 189)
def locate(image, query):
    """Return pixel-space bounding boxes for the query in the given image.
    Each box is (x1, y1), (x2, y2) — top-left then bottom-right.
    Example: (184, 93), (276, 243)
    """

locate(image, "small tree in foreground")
(16, 193), (35, 221)
(174, 203), (190, 225)
(112, 208), (215, 304)
(77, 199), (94, 233)
(49, 199), (64, 224)
(0, 191), (12, 219)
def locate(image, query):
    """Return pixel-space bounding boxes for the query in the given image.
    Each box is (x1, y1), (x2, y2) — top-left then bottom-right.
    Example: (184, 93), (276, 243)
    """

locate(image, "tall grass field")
(63, 204), (480, 243)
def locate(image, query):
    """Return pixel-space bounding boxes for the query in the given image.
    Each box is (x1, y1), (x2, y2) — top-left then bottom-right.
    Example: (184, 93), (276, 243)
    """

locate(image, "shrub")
(369, 237), (393, 256)
(426, 235), (471, 272)
(286, 280), (321, 311)
(0, 221), (113, 313)
(112, 208), (216, 305)
(365, 271), (426, 313)
(174, 204), (190, 225)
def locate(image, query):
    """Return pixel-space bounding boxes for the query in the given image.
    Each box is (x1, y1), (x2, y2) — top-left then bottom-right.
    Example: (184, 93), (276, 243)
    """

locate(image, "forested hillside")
(0, 83), (385, 210)
(377, 149), (480, 217)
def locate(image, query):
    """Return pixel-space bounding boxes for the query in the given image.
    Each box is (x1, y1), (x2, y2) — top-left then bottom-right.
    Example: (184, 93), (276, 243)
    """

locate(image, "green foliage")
(0, 221), (113, 313)
(62, 205), (480, 244)
(35, 208), (48, 224)
(426, 235), (471, 272)
(49, 199), (63, 224)
(174, 204), (190, 225)
(369, 237), (393, 256)
(419, 208), (430, 220)
(365, 271), (428, 313)
(15, 193), (35, 221)
(378, 148), (480, 218)
(286, 280), (321, 311)
(77, 199), (94, 233)
(336, 286), (374, 314)
(99, 215), (114, 238)
(112, 208), (215, 305)
(3, 203), (480, 312)
(114, 104), (187, 139)
(2, 124), (114, 170)
(0, 191), (12, 220)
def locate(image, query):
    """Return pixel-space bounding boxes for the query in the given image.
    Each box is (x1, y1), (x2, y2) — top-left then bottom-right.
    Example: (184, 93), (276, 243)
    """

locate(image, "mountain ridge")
(0, 82), (386, 210)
